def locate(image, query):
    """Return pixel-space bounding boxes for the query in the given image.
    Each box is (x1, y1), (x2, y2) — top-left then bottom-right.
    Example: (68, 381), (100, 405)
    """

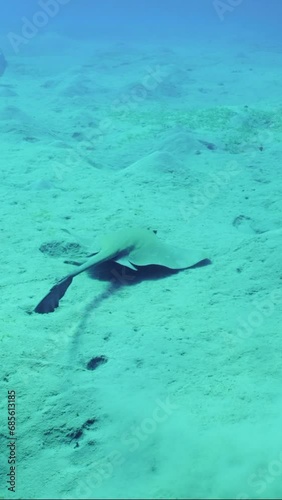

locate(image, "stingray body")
(34, 228), (208, 314)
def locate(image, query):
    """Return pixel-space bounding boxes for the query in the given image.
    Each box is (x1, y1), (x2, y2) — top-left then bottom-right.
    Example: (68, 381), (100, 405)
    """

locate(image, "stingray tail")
(34, 275), (73, 314)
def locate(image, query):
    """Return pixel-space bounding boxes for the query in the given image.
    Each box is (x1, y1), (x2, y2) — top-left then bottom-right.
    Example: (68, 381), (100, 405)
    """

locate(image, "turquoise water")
(1, 1), (282, 498)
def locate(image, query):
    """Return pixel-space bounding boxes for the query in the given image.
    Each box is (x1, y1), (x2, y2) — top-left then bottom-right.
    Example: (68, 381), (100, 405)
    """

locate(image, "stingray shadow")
(83, 257), (212, 310)
(68, 258), (212, 351)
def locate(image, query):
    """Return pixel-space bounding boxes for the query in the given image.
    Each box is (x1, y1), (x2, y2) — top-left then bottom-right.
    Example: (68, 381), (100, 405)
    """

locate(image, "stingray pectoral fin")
(161, 245), (208, 269)
(34, 275), (73, 314)
(114, 256), (138, 270)
(129, 242), (208, 270)
(86, 250), (100, 258)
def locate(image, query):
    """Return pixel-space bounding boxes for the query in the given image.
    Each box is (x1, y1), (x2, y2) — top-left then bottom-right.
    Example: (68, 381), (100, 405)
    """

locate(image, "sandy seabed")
(1, 32), (282, 499)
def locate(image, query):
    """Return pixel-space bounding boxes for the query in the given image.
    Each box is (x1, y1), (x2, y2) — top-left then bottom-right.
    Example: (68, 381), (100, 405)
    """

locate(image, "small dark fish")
(199, 139), (217, 151)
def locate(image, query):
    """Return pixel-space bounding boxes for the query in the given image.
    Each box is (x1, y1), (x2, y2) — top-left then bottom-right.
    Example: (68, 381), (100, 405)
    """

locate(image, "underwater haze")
(1, 0), (282, 499)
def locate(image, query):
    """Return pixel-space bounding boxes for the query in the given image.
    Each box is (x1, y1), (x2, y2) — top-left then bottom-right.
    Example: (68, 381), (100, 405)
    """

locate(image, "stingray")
(34, 228), (209, 314)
